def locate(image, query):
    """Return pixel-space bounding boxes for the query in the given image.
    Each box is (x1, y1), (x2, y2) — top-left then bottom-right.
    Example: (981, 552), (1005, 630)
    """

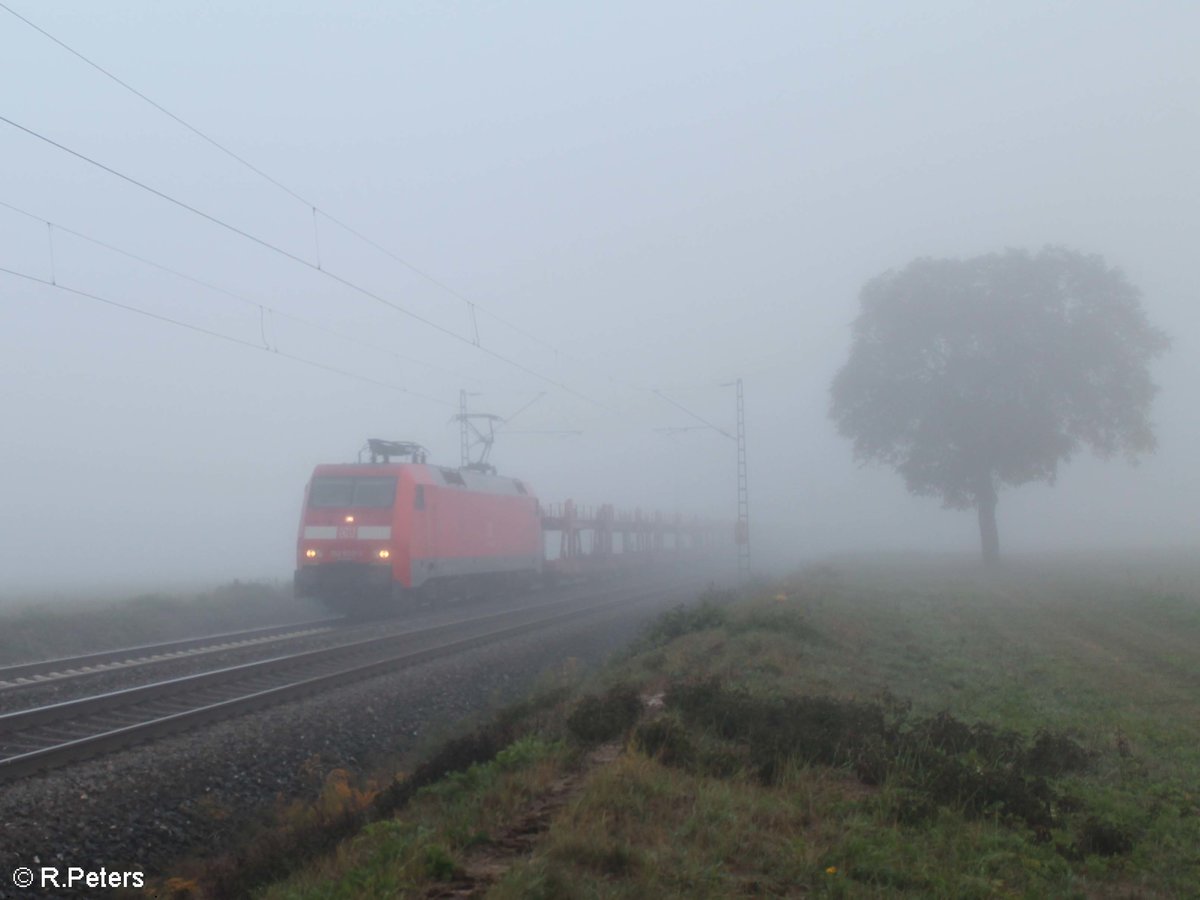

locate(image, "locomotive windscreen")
(308, 476), (397, 508)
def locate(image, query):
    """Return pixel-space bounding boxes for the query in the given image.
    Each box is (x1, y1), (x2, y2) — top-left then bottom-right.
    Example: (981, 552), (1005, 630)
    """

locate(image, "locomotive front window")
(309, 476), (397, 508)
(351, 477), (398, 507)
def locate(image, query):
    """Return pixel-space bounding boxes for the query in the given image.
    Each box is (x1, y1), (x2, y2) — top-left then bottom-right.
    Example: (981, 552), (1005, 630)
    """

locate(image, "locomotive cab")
(295, 441), (543, 614)
(294, 467), (409, 604)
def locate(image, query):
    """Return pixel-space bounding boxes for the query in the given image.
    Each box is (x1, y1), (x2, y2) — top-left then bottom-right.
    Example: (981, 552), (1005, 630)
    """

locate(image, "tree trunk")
(976, 476), (1000, 567)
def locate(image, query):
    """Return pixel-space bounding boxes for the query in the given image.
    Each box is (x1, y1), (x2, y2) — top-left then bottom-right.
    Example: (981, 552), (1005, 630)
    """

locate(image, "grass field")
(203, 556), (1200, 898)
(0, 581), (318, 664)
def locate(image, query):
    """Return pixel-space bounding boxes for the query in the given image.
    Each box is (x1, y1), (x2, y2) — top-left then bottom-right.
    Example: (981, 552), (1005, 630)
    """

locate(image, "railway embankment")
(222, 560), (1200, 899)
(0, 579), (697, 900)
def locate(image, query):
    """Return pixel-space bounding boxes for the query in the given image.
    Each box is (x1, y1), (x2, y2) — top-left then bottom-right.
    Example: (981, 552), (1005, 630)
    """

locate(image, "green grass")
(252, 737), (570, 900)
(239, 558), (1200, 899)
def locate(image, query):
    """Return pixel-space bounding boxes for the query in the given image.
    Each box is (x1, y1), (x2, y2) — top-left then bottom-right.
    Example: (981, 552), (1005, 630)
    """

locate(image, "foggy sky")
(1, 1), (1197, 590)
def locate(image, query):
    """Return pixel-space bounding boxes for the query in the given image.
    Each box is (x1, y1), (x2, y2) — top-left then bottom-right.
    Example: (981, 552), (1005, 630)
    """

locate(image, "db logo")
(337, 525), (358, 539)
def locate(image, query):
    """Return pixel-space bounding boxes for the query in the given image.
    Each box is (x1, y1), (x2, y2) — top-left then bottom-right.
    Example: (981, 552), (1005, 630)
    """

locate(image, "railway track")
(0, 579), (693, 783)
(0, 617), (346, 691)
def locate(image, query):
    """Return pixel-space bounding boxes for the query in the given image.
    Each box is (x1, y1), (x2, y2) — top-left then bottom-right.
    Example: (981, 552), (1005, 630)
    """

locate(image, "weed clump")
(632, 715), (695, 767)
(422, 844), (462, 879)
(908, 710), (1024, 760)
(668, 678), (890, 783)
(728, 604), (823, 644)
(636, 599), (729, 651)
(1076, 815), (1135, 857)
(552, 840), (643, 877)
(566, 684), (643, 745)
(1025, 728), (1094, 776)
(652, 677), (1112, 853)
(387, 726), (515, 803)
(900, 743), (1057, 828)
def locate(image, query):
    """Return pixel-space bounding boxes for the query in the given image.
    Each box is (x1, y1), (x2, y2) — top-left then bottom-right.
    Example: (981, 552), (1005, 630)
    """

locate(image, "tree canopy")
(830, 247), (1169, 564)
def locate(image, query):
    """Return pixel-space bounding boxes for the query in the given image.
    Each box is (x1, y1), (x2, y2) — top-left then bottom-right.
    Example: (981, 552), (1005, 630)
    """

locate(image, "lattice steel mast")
(459, 389), (470, 468)
(735, 377), (751, 582)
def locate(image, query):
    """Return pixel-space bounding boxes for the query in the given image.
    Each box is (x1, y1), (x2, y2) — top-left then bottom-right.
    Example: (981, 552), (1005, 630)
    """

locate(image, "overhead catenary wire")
(312, 209), (559, 354)
(496, 392), (582, 436)
(0, 0), (562, 356)
(0, 113), (605, 408)
(650, 388), (735, 440)
(497, 392), (546, 431)
(3, 2), (776, 429)
(0, 197), (486, 386)
(0, 264), (454, 407)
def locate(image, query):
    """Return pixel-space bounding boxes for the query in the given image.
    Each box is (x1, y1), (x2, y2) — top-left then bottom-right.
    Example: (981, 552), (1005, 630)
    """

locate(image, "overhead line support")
(735, 377), (751, 583)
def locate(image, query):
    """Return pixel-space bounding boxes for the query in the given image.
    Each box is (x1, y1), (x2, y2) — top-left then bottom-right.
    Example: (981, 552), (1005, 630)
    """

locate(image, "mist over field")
(1, 1), (1196, 591)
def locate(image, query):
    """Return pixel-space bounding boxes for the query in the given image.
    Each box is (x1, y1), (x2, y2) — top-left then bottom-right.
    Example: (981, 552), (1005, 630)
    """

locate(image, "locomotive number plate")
(337, 524), (358, 539)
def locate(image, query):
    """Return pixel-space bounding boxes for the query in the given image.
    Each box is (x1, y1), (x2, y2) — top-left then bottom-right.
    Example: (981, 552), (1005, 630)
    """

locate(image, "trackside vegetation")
(187, 560), (1199, 898)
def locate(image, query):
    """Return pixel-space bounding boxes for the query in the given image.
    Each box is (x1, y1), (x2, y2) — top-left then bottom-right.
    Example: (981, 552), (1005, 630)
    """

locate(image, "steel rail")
(0, 579), (696, 782)
(0, 592), (614, 732)
(0, 617), (346, 689)
(0, 580), (645, 699)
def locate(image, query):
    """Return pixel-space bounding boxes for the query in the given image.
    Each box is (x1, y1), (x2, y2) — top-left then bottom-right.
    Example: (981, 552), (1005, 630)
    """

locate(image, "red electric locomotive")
(294, 440), (542, 611)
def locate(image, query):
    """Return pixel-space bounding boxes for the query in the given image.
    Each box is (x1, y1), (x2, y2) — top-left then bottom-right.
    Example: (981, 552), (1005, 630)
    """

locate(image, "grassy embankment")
(204, 560), (1200, 898)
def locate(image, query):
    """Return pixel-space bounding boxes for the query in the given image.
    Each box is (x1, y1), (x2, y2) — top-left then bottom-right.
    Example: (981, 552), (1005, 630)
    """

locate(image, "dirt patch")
(424, 742), (623, 898)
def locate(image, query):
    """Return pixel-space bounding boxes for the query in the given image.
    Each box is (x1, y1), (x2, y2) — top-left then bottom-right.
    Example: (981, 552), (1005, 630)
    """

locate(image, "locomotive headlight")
(344, 515), (355, 523)
(305, 548), (318, 559)
(378, 549), (391, 559)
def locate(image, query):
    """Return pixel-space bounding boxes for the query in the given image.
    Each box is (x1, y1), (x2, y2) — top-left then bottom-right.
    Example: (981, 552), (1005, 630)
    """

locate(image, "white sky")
(1, 1), (1197, 588)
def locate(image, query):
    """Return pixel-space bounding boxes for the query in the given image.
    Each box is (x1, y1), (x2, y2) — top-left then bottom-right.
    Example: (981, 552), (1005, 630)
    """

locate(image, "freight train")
(294, 439), (719, 613)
